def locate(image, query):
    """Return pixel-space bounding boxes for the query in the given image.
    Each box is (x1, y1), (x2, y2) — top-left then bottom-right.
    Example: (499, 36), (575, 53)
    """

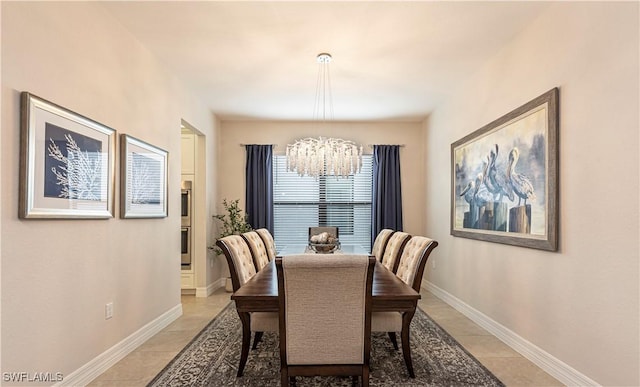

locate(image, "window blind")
(273, 154), (373, 251)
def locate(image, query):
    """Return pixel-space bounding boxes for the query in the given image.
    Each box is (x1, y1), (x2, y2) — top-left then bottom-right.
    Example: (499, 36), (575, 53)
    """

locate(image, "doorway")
(180, 121), (204, 294)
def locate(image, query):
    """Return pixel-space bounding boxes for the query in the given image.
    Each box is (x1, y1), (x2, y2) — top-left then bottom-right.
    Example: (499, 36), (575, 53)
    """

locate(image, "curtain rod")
(239, 143), (404, 148)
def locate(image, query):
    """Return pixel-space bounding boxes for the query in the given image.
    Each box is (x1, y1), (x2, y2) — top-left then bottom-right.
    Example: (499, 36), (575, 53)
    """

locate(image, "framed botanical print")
(20, 92), (116, 219)
(120, 134), (168, 218)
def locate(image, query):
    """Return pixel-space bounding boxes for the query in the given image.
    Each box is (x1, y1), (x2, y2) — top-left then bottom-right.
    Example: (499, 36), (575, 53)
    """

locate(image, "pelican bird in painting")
(507, 147), (536, 206)
(484, 144), (515, 202)
(460, 180), (476, 206)
(460, 173), (493, 207)
(473, 172), (493, 207)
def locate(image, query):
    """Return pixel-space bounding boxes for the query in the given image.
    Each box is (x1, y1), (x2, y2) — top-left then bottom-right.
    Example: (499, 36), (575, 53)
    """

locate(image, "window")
(273, 155), (373, 250)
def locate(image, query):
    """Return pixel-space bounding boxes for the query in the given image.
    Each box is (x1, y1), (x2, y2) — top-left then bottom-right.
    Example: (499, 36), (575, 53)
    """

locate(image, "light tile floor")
(89, 288), (563, 386)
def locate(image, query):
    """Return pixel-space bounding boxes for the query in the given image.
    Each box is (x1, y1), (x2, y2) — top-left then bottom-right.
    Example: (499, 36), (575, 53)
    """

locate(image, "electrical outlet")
(105, 302), (114, 320)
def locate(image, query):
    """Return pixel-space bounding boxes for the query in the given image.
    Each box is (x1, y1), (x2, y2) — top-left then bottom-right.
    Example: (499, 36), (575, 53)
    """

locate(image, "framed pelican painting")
(450, 88), (559, 251)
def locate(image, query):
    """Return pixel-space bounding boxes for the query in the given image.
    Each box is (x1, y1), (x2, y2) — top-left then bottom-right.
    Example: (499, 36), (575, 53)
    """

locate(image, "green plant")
(211, 198), (252, 254)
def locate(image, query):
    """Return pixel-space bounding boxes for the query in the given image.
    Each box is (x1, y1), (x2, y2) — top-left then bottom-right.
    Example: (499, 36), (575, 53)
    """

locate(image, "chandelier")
(286, 53), (363, 178)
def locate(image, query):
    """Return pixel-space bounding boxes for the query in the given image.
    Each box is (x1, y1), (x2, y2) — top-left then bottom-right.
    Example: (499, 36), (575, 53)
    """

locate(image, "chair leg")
(387, 332), (399, 350)
(401, 310), (416, 378)
(252, 331), (263, 350)
(363, 366), (370, 387)
(351, 376), (357, 387)
(237, 312), (251, 377)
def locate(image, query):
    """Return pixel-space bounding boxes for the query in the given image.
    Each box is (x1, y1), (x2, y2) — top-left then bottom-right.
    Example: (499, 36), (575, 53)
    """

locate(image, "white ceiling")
(102, 1), (549, 121)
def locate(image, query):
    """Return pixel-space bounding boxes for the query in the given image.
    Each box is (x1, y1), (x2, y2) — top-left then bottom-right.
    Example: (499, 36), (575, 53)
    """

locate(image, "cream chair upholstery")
(372, 236), (438, 378)
(276, 254), (375, 387)
(216, 235), (279, 376)
(380, 231), (411, 273)
(242, 231), (270, 271)
(217, 235), (256, 290)
(396, 236), (437, 289)
(255, 228), (277, 261)
(371, 229), (395, 261)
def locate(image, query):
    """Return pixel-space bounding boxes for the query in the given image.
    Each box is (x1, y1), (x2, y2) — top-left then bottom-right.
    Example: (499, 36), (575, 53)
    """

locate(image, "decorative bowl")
(308, 241), (340, 254)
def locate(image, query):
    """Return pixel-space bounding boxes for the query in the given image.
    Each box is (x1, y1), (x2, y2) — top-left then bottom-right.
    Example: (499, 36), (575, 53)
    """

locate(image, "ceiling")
(102, 1), (549, 122)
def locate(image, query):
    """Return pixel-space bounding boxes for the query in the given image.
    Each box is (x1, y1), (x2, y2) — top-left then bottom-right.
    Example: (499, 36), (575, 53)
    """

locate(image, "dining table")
(231, 252), (422, 377)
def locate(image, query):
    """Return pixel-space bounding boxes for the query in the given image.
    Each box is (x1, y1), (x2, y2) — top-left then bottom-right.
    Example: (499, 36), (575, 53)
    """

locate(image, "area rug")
(148, 303), (504, 386)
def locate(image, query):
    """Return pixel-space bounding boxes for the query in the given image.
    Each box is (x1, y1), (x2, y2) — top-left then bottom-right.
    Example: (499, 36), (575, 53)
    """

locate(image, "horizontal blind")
(273, 154), (373, 251)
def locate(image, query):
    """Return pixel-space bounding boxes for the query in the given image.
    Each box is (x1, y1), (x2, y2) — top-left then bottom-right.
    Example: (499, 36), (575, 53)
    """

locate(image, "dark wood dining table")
(231, 256), (422, 377)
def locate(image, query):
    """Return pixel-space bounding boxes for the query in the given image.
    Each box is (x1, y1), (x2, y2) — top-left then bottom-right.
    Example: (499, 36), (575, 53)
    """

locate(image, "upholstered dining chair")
(241, 231), (270, 272)
(255, 228), (277, 261)
(371, 229), (395, 262)
(276, 254), (375, 387)
(372, 236), (438, 378)
(216, 235), (279, 376)
(380, 231), (411, 273)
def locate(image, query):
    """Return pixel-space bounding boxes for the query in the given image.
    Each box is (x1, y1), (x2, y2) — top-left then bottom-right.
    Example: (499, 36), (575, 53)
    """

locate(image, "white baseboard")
(423, 281), (599, 387)
(56, 303), (183, 387)
(195, 278), (224, 297)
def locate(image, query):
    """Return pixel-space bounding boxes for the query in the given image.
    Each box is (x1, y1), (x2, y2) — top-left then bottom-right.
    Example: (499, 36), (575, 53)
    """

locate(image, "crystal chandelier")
(286, 53), (363, 178)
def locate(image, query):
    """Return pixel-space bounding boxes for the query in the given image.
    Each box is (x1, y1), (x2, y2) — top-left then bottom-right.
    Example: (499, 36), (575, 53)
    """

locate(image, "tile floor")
(89, 288), (563, 386)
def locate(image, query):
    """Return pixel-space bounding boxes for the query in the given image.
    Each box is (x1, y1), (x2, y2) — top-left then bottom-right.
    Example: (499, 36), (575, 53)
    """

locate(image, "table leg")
(401, 309), (416, 378)
(237, 311), (251, 377)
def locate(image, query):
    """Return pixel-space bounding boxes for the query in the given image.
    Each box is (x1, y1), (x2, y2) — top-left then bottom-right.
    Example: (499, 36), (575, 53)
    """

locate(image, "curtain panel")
(245, 145), (274, 233)
(372, 145), (403, 246)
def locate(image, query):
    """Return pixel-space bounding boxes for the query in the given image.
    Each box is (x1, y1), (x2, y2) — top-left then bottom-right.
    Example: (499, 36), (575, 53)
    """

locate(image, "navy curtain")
(245, 145), (274, 233)
(371, 145), (403, 246)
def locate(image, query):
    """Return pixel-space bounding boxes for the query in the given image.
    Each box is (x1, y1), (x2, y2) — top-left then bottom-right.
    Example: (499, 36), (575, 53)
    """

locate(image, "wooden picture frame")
(451, 88), (559, 251)
(19, 92), (116, 219)
(120, 134), (168, 218)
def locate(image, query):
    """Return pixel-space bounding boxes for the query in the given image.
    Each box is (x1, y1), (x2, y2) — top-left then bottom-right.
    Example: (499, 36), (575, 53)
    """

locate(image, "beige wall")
(1, 2), (218, 380)
(2, 1), (638, 386)
(423, 3), (638, 385)
(218, 121), (425, 239)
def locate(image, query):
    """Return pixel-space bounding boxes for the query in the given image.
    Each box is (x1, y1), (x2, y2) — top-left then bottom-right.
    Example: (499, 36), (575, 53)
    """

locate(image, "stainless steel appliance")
(181, 226), (191, 266)
(181, 181), (192, 227)
(181, 180), (192, 268)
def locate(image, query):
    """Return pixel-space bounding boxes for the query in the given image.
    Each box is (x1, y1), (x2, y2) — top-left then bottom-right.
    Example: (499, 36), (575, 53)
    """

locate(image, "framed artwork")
(19, 92), (116, 219)
(451, 88), (559, 251)
(120, 134), (168, 218)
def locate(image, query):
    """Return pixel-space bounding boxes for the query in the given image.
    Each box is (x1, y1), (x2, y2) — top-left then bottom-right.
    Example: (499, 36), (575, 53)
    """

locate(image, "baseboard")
(213, 277), (226, 290)
(423, 281), (599, 387)
(56, 303), (183, 387)
(195, 278), (224, 297)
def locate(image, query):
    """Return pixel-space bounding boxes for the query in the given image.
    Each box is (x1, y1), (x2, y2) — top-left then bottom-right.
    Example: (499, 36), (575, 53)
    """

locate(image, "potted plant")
(211, 199), (252, 291)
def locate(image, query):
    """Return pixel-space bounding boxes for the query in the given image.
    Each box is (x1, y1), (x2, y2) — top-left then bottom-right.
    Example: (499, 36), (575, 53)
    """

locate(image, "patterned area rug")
(148, 303), (504, 386)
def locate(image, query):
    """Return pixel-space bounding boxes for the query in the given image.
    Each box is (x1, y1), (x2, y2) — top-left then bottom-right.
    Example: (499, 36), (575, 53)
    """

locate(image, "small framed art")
(120, 134), (168, 218)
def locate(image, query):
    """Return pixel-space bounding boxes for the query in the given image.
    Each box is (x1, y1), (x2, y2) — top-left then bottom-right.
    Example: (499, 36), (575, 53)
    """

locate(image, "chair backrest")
(371, 229), (395, 261)
(395, 236), (439, 292)
(380, 231), (411, 273)
(308, 226), (339, 241)
(255, 228), (277, 261)
(242, 231), (270, 271)
(216, 235), (257, 292)
(276, 254), (375, 367)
